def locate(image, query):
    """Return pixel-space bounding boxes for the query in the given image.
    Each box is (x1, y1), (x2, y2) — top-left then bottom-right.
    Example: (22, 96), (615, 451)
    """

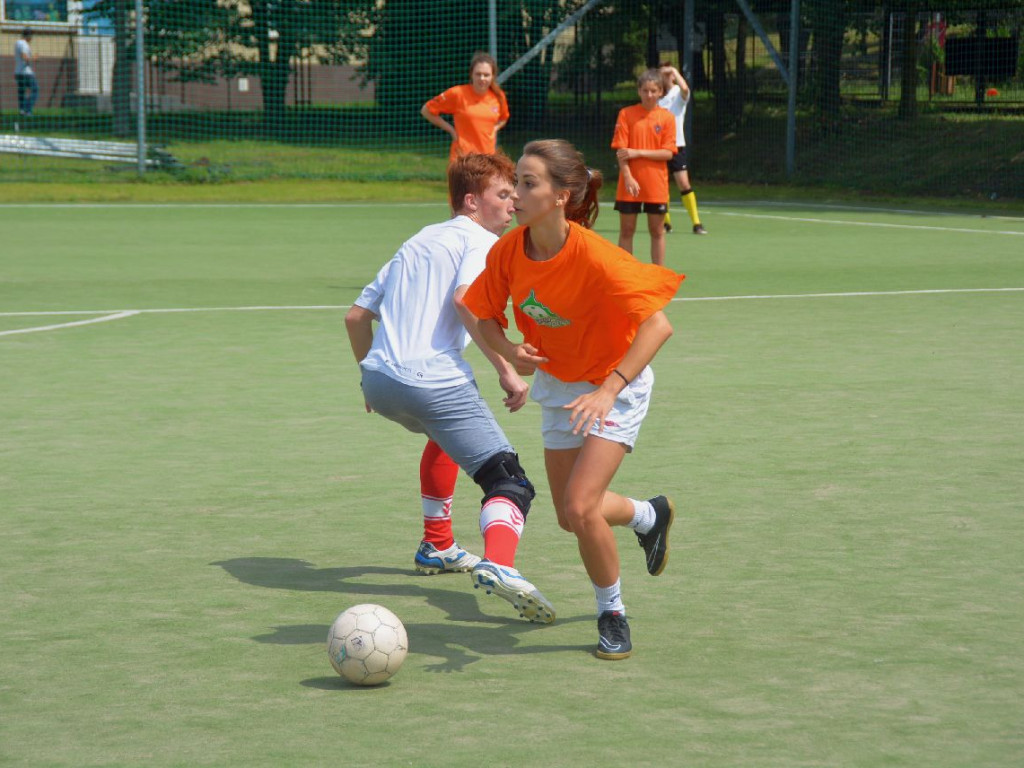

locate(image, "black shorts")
(613, 201), (668, 215)
(667, 146), (689, 173)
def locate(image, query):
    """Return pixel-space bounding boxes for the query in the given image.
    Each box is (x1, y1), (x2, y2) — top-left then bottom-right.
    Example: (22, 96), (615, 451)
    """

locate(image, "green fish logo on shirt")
(518, 290), (570, 328)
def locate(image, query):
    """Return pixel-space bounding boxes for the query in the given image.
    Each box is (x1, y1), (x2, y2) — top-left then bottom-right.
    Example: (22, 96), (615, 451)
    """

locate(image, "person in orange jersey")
(463, 139), (684, 660)
(422, 52), (510, 164)
(612, 69), (677, 265)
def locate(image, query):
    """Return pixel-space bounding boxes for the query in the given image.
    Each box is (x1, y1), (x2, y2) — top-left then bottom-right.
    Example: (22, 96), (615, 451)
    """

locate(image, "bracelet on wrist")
(612, 368), (630, 386)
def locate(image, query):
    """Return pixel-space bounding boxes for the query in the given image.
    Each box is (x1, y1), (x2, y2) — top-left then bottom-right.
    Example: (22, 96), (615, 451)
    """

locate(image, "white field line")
(2, 200), (1022, 224)
(0, 202), (444, 209)
(675, 287), (1024, 302)
(715, 210), (1024, 236)
(0, 310), (139, 337)
(0, 305), (346, 317)
(702, 200), (1024, 222)
(2, 287), (1022, 333)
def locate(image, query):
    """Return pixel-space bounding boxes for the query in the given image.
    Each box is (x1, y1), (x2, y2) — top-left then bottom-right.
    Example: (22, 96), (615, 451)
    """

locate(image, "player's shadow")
(213, 557), (593, 677)
(213, 557), (485, 622)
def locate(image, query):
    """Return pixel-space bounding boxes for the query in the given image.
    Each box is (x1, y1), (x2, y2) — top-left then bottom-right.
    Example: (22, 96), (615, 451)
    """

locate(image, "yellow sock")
(664, 210), (672, 228)
(682, 190), (700, 226)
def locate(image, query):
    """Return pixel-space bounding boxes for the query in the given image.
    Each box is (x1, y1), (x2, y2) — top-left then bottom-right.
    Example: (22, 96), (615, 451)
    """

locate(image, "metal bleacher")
(0, 133), (182, 169)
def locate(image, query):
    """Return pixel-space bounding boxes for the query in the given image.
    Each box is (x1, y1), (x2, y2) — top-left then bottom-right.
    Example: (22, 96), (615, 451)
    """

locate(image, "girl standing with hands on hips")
(421, 53), (509, 164)
(462, 139), (684, 660)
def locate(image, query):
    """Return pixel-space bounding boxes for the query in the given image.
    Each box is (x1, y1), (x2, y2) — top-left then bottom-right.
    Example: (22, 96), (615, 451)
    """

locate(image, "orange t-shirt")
(463, 223), (684, 384)
(611, 103), (676, 204)
(425, 84), (510, 163)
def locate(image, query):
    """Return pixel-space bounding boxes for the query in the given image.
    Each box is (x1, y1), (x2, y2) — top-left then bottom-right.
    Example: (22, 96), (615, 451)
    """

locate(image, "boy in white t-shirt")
(14, 29), (39, 117)
(658, 64), (707, 235)
(344, 153), (555, 625)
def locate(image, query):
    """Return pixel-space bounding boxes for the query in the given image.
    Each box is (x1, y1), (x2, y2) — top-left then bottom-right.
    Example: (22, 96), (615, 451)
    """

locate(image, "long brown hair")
(469, 52), (508, 113)
(521, 139), (603, 229)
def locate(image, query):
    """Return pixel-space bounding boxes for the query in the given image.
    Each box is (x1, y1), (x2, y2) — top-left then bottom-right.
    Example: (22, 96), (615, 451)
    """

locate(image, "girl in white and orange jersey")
(464, 139), (684, 660)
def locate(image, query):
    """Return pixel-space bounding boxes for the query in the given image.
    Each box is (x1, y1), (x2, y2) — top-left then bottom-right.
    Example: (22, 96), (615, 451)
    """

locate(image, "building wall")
(1, 29), (374, 114)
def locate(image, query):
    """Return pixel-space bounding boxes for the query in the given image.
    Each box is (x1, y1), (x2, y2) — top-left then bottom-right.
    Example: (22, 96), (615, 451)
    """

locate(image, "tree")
(355, 0), (601, 133)
(110, 0), (132, 137)
(805, 0), (848, 132)
(552, 0), (648, 119)
(92, 0), (366, 138)
(884, 0), (1011, 120)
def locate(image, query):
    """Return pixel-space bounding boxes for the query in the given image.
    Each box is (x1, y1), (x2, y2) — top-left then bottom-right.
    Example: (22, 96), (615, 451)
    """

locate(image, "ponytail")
(521, 139), (604, 229)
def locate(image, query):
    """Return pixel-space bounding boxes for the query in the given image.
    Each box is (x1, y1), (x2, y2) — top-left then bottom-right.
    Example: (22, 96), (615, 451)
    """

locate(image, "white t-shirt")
(355, 215), (496, 388)
(658, 85), (688, 148)
(14, 39), (33, 76)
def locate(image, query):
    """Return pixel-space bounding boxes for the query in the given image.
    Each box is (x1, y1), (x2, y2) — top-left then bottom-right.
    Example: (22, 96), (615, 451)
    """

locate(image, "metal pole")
(498, 0), (607, 84)
(135, 0), (146, 175)
(683, 0), (695, 145)
(682, 0), (694, 80)
(488, 0), (497, 60)
(735, 0), (789, 85)
(786, 0), (799, 178)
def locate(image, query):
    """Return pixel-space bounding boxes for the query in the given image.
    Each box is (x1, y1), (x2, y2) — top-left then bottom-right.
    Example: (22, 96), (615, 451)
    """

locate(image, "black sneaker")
(664, 220), (673, 233)
(635, 495), (675, 576)
(596, 610), (632, 660)
(693, 224), (708, 235)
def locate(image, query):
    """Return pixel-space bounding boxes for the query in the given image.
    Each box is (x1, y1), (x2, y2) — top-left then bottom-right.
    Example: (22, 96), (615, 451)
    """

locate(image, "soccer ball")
(327, 604), (408, 686)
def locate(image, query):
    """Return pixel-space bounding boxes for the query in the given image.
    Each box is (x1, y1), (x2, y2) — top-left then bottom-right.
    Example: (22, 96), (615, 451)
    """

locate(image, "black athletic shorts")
(613, 201), (668, 215)
(667, 146), (689, 173)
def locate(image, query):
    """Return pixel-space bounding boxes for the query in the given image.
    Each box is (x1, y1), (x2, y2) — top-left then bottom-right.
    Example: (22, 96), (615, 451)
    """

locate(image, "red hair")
(448, 152), (517, 213)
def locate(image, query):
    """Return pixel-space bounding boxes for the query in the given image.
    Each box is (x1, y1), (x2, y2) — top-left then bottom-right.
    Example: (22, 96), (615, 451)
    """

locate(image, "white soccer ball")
(327, 603), (408, 685)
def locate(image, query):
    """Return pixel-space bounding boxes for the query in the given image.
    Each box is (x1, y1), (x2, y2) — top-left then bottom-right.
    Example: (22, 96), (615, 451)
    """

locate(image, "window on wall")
(80, 0), (113, 35)
(3, 0), (70, 24)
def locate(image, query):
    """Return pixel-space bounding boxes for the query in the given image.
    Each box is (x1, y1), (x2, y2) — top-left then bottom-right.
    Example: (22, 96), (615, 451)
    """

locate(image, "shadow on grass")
(213, 557), (594, 675)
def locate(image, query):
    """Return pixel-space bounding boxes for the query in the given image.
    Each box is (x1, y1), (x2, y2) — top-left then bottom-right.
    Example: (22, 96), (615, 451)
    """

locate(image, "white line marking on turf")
(716, 211), (1024, 236)
(0, 305), (347, 318)
(2, 287), (1022, 327)
(674, 287), (1024, 302)
(0, 202), (444, 209)
(703, 200), (1024, 222)
(0, 310), (139, 337)
(3, 200), (1020, 223)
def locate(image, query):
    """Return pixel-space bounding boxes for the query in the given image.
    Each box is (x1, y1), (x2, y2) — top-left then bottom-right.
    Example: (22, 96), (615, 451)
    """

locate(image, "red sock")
(480, 497), (524, 567)
(420, 440), (458, 549)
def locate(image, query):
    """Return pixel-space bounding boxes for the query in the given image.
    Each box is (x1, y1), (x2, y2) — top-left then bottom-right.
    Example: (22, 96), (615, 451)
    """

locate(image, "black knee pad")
(472, 451), (535, 518)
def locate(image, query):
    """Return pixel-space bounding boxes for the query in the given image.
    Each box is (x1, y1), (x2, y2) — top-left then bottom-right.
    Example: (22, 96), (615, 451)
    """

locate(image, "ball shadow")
(214, 556), (593, 672)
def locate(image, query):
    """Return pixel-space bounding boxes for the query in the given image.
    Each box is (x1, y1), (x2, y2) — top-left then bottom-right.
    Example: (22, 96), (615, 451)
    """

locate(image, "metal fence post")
(135, 0), (146, 175)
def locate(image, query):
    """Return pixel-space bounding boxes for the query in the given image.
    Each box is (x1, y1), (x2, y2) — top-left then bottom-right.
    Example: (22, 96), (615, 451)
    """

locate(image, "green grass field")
(2, 201), (1023, 767)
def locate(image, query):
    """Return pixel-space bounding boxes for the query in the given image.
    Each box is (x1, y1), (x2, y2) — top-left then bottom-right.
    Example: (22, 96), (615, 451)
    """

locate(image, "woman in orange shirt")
(463, 139), (684, 660)
(421, 52), (510, 164)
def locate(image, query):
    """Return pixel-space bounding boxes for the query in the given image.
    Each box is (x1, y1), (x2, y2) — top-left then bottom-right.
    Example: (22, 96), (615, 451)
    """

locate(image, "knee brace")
(472, 451), (535, 518)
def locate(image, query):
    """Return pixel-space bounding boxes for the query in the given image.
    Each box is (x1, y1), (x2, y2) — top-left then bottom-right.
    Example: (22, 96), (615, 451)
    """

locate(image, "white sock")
(593, 579), (625, 615)
(626, 498), (655, 534)
(479, 497), (525, 538)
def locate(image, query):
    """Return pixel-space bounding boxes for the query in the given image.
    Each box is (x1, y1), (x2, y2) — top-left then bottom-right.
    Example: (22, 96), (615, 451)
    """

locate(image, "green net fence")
(1, 1), (1022, 199)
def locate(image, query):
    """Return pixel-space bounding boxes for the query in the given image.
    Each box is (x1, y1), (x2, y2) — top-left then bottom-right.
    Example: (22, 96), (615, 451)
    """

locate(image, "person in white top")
(344, 153), (555, 624)
(14, 28), (39, 117)
(658, 64), (707, 235)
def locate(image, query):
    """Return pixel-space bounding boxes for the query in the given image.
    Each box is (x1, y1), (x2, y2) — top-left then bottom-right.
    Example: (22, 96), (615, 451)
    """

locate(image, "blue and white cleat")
(414, 541), (482, 575)
(471, 560), (556, 624)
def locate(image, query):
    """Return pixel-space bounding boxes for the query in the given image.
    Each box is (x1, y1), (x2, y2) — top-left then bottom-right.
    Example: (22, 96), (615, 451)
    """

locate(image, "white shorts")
(531, 367), (654, 452)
